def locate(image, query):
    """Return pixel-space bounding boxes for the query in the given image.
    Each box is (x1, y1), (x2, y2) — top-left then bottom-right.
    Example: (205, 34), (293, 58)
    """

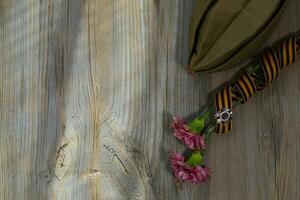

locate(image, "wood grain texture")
(0, 0), (300, 199)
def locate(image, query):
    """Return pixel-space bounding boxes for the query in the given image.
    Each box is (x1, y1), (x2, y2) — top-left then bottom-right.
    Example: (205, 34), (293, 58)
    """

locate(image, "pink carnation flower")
(172, 117), (206, 150)
(170, 152), (211, 184)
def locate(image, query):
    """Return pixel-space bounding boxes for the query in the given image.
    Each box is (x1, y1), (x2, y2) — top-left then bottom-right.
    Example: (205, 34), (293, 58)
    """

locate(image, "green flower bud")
(185, 151), (203, 168)
(187, 112), (209, 134)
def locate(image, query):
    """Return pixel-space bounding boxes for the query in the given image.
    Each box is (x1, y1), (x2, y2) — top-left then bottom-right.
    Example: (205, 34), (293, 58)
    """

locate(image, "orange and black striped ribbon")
(277, 37), (298, 69)
(256, 49), (280, 90)
(214, 36), (299, 134)
(235, 71), (257, 103)
(214, 85), (233, 134)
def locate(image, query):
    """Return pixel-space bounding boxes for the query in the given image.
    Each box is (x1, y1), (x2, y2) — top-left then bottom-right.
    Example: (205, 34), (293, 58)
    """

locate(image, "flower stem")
(204, 125), (216, 143)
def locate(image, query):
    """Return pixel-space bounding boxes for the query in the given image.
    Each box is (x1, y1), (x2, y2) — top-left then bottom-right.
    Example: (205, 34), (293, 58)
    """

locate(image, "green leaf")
(185, 151), (203, 168)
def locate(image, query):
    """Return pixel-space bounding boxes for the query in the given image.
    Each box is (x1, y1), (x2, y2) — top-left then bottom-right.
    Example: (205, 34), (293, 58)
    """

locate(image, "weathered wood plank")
(0, 0), (300, 199)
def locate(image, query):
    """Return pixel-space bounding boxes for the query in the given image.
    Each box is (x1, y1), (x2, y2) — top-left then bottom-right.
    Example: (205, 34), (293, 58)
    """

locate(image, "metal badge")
(215, 108), (233, 124)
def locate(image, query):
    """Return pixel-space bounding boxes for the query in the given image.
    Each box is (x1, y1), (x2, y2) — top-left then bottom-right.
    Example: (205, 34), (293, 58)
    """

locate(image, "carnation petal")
(172, 117), (206, 150)
(170, 152), (211, 184)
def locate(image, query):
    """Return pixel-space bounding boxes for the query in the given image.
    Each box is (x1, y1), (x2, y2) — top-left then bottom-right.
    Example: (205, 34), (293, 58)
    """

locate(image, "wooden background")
(0, 0), (300, 199)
